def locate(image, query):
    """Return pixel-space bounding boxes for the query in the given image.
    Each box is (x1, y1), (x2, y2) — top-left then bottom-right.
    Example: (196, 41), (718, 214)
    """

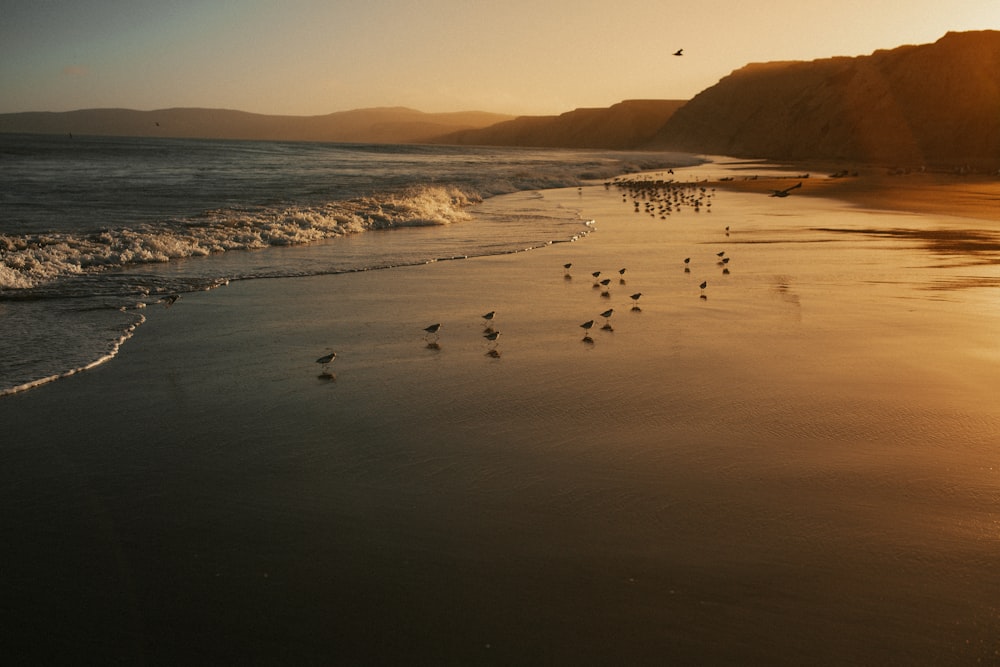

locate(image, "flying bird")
(770, 182), (802, 197)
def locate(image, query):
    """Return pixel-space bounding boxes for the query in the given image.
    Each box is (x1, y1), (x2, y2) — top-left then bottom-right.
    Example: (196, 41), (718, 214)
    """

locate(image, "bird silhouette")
(673, 48), (684, 56)
(770, 182), (802, 197)
(316, 351), (337, 379)
(423, 323), (442, 347)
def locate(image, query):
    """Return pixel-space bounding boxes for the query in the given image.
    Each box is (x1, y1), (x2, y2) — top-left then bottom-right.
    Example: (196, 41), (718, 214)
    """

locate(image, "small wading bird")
(163, 294), (180, 308)
(423, 323), (442, 348)
(564, 263), (573, 276)
(673, 48), (684, 56)
(316, 351), (336, 379)
(600, 308), (614, 330)
(600, 278), (612, 297)
(482, 310), (496, 332)
(483, 330), (501, 350)
(630, 292), (642, 310)
(770, 182), (802, 198)
(580, 319), (595, 342)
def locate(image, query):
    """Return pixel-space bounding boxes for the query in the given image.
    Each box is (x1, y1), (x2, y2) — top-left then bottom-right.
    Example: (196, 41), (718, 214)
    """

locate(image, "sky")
(2, 0), (999, 117)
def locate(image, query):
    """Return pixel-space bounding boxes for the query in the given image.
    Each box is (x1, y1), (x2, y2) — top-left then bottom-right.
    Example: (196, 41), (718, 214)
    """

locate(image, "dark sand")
(2, 168), (999, 665)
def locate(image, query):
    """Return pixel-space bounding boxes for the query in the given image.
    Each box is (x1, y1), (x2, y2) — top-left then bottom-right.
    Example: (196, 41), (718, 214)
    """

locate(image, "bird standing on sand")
(482, 311), (496, 332)
(564, 263), (573, 275)
(580, 319), (595, 341)
(423, 323), (442, 339)
(630, 292), (642, 309)
(600, 308), (614, 330)
(673, 48), (684, 56)
(316, 351), (337, 378)
(483, 330), (501, 346)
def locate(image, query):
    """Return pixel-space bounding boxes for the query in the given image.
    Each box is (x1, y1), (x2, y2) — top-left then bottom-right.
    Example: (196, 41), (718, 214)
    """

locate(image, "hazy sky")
(2, 0), (998, 116)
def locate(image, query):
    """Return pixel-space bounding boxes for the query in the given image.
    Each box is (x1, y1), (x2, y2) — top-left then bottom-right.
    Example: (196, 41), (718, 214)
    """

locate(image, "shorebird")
(482, 311), (496, 332)
(163, 294), (180, 308)
(684, 257), (691, 265)
(423, 323), (442, 339)
(563, 263), (573, 275)
(316, 351), (336, 379)
(483, 331), (501, 347)
(716, 251), (725, 257)
(770, 182), (802, 197)
(600, 308), (614, 330)
(600, 278), (612, 297)
(699, 281), (707, 290)
(673, 48), (684, 56)
(630, 292), (642, 308)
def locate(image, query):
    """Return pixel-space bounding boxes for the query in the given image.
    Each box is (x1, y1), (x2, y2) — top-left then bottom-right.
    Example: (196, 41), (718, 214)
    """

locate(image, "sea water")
(0, 133), (698, 395)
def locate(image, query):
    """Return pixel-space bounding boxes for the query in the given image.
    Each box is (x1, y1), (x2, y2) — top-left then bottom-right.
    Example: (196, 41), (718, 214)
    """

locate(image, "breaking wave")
(0, 185), (477, 291)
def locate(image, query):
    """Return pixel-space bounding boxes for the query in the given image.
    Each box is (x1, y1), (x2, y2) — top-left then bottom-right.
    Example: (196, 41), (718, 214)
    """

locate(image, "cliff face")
(651, 31), (1000, 166)
(0, 107), (514, 144)
(433, 100), (687, 149)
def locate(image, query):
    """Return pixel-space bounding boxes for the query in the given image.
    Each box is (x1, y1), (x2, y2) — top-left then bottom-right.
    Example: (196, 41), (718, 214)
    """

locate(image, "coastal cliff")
(650, 31), (1000, 167)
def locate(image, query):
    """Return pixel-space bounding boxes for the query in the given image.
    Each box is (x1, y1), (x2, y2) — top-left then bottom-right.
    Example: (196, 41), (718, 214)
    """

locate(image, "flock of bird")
(312, 169), (793, 379)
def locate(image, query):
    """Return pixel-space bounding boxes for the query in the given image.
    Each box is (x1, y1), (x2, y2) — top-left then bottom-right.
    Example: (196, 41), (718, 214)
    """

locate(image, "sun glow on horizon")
(1, 0), (998, 116)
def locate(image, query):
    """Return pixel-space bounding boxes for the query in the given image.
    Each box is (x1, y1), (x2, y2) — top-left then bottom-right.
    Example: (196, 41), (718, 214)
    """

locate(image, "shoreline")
(703, 160), (1000, 222)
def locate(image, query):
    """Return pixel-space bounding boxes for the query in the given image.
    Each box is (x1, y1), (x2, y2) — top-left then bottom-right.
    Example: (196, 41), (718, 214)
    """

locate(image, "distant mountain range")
(0, 107), (515, 144)
(2, 31), (998, 166)
(429, 100), (687, 149)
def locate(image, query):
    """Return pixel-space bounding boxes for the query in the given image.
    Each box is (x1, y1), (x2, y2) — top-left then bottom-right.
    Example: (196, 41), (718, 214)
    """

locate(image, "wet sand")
(2, 168), (999, 665)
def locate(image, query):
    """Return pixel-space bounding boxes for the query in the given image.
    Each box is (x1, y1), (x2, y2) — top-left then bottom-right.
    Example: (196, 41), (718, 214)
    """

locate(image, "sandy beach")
(2, 164), (999, 665)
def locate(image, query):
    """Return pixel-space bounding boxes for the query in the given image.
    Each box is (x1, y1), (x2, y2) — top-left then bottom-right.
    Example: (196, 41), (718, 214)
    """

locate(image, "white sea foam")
(0, 186), (476, 290)
(0, 313), (146, 397)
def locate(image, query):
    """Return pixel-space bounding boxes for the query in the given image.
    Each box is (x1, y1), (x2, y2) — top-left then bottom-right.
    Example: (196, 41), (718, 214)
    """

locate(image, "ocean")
(0, 133), (698, 395)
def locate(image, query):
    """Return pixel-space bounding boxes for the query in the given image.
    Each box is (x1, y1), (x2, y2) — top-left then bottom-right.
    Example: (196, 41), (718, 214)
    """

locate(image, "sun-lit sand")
(713, 162), (1000, 222)
(2, 164), (999, 664)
